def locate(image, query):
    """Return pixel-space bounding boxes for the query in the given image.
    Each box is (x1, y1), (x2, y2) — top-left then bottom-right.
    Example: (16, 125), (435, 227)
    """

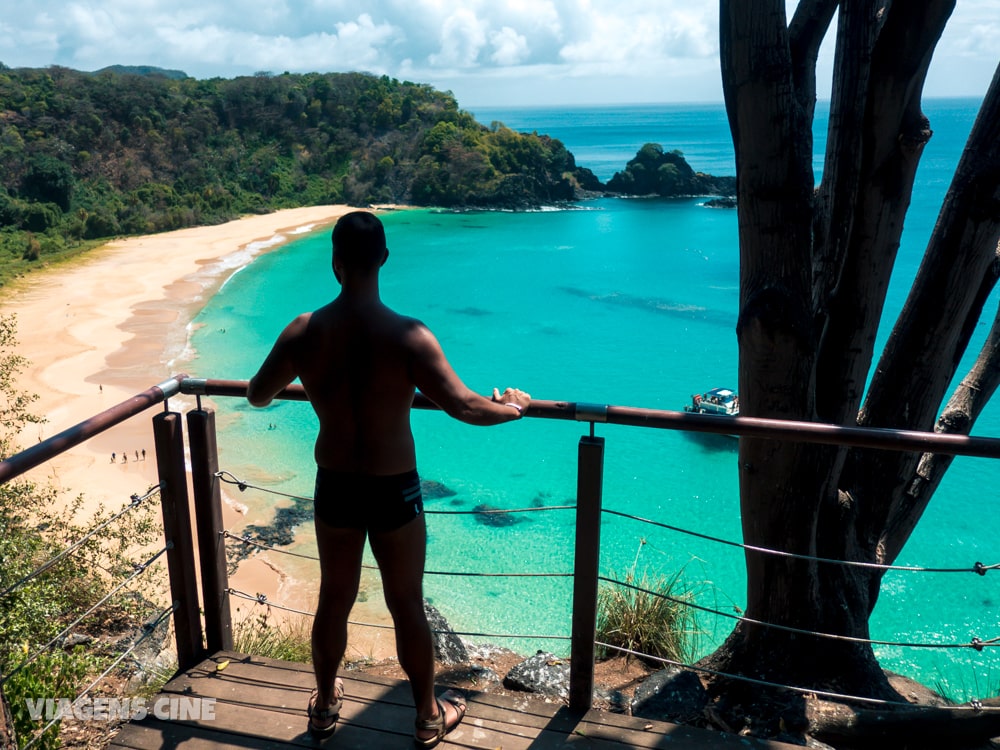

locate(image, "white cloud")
(559, 6), (715, 67)
(490, 26), (529, 66)
(941, 2), (1000, 59)
(429, 9), (487, 68)
(0, 1), (995, 105)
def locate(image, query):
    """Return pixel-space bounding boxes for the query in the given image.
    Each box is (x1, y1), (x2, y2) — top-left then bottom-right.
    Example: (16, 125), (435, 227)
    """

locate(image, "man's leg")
(313, 517), (366, 712)
(368, 516), (439, 723)
(370, 516), (467, 744)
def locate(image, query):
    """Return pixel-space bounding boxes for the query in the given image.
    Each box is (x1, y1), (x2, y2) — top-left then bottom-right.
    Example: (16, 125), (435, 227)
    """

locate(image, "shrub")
(596, 540), (700, 666)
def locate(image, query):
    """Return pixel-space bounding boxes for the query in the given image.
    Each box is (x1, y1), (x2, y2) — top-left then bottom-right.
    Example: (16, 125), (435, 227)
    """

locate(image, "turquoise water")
(187, 99), (999, 700)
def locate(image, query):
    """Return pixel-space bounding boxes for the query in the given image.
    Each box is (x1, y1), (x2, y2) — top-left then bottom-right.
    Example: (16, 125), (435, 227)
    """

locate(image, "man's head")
(332, 211), (388, 281)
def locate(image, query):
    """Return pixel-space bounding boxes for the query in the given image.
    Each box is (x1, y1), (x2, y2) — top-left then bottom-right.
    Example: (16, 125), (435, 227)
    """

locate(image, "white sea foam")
(166, 321), (200, 370)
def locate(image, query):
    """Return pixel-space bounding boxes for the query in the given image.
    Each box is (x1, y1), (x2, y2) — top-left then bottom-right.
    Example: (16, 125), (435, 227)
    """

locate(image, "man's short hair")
(332, 211), (387, 272)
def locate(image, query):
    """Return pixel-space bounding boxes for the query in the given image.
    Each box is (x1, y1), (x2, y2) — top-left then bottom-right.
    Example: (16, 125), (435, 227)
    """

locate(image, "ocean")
(186, 98), (998, 701)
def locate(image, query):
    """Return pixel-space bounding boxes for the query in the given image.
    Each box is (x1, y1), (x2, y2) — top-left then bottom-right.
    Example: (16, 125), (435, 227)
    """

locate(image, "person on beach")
(247, 210), (531, 746)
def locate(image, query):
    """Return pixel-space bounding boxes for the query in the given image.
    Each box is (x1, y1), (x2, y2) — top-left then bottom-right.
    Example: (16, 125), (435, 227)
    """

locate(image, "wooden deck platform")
(109, 651), (803, 750)
(110, 653), (793, 750)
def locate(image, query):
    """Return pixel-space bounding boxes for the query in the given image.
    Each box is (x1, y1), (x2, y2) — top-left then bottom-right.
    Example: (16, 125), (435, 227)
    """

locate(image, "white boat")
(684, 387), (739, 416)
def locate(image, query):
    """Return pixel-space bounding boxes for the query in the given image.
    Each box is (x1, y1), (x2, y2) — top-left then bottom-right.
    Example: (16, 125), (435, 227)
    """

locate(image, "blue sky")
(0, 1), (996, 107)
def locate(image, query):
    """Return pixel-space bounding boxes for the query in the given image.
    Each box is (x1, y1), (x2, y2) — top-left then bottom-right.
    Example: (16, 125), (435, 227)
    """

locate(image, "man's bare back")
(264, 297), (425, 474)
(247, 212), (531, 474)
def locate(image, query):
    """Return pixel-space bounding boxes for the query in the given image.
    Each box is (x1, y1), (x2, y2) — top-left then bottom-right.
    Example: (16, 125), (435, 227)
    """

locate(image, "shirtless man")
(247, 210), (530, 746)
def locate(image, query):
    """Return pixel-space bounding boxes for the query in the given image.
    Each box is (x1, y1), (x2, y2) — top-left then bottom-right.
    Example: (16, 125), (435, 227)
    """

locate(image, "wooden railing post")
(569, 434), (605, 713)
(153, 410), (204, 670)
(187, 407), (233, 654)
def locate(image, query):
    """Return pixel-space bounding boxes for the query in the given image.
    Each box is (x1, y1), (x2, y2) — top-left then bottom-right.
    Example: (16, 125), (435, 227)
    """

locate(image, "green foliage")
(0, 188), (25, 227)
(0, 314), (42, 457)
(0, 314), (162, 749)
(410, 121), (591, 207)
(596, 540), (700, 666)
(3, 648), (95, 749)
(21, 155), (73, 212)
(607, 143), (735, 198)
(232, 607), (312, 664)
(0, 66), (604, 279)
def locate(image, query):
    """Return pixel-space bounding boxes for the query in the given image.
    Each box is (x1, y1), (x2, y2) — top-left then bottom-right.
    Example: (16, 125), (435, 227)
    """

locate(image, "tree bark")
(788, 0), (838, 119)
(814, 0), (953, 426)
(708, 2), (1000, 739)
(722, 0), (829, 652)
(891, 244), (1000, 549)
(854, 64), (1000, 565)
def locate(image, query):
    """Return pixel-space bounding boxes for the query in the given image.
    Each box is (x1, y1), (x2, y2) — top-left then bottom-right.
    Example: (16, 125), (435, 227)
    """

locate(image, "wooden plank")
(113, 652), (806, 750)
(159, 682), (413, 740)
(111, 719), (295, 750)
(161, 660), (419, 734)
(110, 716), (407, 750)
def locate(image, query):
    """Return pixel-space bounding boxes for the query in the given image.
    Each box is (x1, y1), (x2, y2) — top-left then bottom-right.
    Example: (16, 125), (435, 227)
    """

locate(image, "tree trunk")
(704, 0), (1000, 743)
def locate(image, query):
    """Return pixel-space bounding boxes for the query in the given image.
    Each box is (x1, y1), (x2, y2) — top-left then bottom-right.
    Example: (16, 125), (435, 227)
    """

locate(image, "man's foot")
(414, 689), (466, 748)
(307, 677), (345, 739)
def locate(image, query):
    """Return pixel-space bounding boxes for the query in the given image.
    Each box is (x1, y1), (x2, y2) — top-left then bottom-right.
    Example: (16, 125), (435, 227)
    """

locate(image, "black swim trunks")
(313, 467), (423, 532)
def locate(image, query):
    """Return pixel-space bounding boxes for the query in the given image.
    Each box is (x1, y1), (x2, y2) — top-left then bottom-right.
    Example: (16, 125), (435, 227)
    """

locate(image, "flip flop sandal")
(307, 677), (345, 739)
(413, 689), (467, 748)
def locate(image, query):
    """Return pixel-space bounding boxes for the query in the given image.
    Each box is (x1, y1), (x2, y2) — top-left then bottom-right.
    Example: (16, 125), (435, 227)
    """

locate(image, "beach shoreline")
(0, 204), (399, 663)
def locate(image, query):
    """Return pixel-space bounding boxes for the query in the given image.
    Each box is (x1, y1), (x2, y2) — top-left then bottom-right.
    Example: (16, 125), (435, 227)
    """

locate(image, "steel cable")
(604, 508), (999, 574)
(225, 587), (570, 642)
(600, 575), (1000, 651)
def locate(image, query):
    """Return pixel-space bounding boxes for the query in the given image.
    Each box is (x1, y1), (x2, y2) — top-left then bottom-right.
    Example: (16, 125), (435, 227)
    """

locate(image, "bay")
(187, 98), (998, 701)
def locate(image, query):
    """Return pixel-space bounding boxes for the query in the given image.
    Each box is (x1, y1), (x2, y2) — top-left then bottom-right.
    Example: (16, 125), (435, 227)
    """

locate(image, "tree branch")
(852, 62), (1000, 560)
(861, 61), (1000, 427)
(721, 0), (814, 418)
(809, 697), (1000, 748)
(882, 242), (1000, 560)
(812, 0), (881, 422)
(788, 0), (839, 117)
(815, 0), (955, 425)
(724, 0), (831, 623)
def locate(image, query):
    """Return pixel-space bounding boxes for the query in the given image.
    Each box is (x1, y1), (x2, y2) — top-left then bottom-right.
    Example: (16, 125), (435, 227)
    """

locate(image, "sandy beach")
(0, 204), (397, 661)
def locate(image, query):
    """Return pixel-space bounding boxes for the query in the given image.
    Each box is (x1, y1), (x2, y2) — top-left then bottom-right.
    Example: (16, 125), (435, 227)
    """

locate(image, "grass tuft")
(596, 539), (700, 666)
(231, 607), (312, 664)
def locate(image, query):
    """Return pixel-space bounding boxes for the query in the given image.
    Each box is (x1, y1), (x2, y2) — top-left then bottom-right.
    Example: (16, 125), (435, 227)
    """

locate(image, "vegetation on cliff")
(606, 143), (736, 198)
(0, 315), (164, 750)
(0, 64), (736, 283)
(0, 65), (600, 279)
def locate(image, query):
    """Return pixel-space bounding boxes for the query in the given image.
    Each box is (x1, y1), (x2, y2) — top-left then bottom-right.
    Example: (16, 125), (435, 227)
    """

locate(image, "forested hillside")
(0, 65), (601, 279)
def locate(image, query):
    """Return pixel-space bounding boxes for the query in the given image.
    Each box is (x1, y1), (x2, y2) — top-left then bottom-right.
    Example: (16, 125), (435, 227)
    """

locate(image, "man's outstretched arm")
(409, 323), (530, 424)
(247, 314), (308, 407)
